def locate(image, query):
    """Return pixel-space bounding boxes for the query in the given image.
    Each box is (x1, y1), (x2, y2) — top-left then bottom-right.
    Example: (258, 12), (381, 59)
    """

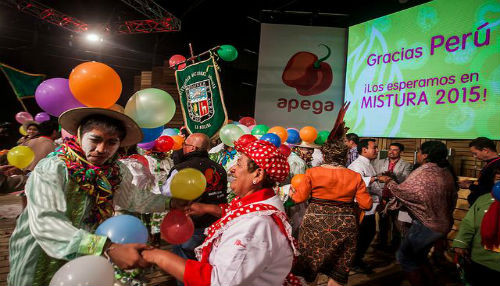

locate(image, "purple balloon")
(34, 112), (50, 123)
(137, 141), (155, 150)
(35, 78), (84, 117)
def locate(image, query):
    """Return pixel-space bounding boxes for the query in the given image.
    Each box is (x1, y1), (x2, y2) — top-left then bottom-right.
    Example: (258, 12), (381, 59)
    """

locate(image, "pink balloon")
(137, 141), (155, 150)
(34, 112), (50, 123)
(161, 209), (194, 245)
(15, 112), (33, 124)
(169, 55), (187, 70)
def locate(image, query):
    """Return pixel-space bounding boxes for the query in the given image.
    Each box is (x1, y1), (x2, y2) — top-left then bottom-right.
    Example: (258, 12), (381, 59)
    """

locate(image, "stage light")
(85, 33), (102, 42)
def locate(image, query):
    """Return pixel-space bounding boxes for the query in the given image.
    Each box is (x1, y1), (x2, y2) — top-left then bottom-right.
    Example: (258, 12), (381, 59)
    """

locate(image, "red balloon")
(279, 144), (292, 157)
(161, 209), (194, 245)
(154, 136), (174, 152)
(235, 134), (257, 148)
(128, 154), (149, 169)
(169, 55), (187, 70)
(239, 116), (256, 127)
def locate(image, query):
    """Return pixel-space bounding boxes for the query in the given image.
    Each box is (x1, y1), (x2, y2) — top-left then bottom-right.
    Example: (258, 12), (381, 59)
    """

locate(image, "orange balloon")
(268, 126), (288, 143)
(171, 135), (184, 150)
(291, 174), (307, 190)
(69, 62), (122, 108)
(300, 126), (318, 143)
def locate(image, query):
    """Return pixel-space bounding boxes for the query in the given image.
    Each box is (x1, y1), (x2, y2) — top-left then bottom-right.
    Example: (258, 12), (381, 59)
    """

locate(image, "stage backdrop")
(345, 0), (500, 139)
(255, 24), (346, 130)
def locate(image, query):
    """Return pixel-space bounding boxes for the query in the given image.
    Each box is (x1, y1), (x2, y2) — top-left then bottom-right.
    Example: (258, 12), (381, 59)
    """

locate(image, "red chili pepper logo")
(282, 44), (333, 96)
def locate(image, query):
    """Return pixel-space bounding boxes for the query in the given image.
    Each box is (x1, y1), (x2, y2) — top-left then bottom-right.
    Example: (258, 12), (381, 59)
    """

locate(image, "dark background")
(0, 0), (430, 123)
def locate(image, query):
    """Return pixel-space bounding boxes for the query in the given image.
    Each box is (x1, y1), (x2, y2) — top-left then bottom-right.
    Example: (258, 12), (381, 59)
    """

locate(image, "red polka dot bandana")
(235, 139), (290, 183)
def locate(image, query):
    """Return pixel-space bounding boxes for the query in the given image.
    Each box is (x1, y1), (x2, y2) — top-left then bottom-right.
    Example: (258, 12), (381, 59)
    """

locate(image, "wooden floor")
(0, 193), (462, 286)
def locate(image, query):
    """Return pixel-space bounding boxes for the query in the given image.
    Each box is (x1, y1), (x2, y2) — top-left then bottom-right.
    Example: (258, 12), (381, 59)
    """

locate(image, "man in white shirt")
(348, 139), (382, 273)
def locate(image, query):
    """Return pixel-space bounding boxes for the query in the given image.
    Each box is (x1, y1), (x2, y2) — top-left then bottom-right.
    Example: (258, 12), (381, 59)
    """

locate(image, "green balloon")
(125, 88), (176, 128)
(217, 45), (238, 61)
(315, 130), (330, 145)
(220, 124), (244, 147)
(251, 124), (269, 136)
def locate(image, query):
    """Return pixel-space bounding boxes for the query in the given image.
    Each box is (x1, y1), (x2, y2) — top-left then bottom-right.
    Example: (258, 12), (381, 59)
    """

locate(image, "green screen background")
(344, 0), (500, 139)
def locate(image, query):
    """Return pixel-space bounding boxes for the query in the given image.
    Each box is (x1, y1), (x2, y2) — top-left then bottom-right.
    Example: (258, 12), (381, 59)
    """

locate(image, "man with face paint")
(8, 107), (171, 286)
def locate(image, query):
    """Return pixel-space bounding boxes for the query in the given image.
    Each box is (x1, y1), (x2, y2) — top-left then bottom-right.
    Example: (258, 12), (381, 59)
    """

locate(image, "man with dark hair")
(460, 137), (500, 205)
(349, 138), (382, 273)
(344, 133), (359, 166)
(161, 133), (227, 286)
(373, 142), (413, 251)
(25, 120), (60, 171)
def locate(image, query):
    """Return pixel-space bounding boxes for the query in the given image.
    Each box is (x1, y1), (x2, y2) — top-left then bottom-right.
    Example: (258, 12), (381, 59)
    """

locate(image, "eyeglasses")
(182, 142), (197, 148)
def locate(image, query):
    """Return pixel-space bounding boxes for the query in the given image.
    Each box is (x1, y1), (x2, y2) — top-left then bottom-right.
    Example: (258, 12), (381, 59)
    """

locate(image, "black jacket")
(468, 157), (500, 205)
(169, 150), (228, 228)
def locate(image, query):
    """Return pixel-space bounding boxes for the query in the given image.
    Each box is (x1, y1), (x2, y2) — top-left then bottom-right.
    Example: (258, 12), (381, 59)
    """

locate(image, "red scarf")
(480, 195), (500, 250)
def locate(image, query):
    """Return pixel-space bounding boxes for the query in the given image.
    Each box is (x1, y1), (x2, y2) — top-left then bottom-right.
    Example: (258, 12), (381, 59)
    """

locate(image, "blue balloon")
(286, 129), (300, 144)
(261, 133), (281, 147)
(95, 215), (148, 244)
(141, 126), (164, 143)
(493, 181), (500, 201)
(162, 128), (179, 136)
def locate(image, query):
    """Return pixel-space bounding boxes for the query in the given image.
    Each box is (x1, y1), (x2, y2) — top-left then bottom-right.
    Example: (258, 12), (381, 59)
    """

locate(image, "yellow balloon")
(7, 146), (35, 169)
(171, 168), (207, 200)
(19, 126), (27, 136)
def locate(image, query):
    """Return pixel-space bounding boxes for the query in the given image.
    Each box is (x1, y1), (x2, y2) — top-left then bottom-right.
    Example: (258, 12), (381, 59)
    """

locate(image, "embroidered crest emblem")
(185, 79), (214, 123)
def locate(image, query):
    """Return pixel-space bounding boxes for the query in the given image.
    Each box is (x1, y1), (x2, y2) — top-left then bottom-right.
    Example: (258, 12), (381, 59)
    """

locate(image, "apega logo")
(282, 44), (333, 96)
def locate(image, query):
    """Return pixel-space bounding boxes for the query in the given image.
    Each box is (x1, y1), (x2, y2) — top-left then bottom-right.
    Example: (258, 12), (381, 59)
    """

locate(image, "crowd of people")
(1, 107), (500, 286)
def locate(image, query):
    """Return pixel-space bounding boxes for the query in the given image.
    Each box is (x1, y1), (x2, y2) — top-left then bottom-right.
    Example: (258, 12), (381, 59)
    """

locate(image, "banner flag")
(1, 63), (45, 99)
(175, 56), (228, 138)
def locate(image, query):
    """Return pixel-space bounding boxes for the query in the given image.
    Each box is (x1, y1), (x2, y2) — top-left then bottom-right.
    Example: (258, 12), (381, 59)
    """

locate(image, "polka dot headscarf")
(235, 139), (290, 183)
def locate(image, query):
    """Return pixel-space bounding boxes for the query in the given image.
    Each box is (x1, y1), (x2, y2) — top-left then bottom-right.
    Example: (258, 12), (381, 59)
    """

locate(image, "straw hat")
(294, 141), (321, 149)
(59, 107), (143, 147)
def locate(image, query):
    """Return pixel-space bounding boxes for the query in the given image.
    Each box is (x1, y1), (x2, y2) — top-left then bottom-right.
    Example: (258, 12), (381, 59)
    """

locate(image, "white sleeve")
(210, 216), (278, 285)
(349, 162), (371, 187)
(160, 169), (178, 196)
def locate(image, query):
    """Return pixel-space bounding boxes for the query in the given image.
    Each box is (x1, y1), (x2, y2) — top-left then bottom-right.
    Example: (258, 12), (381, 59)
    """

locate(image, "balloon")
(248, 124), (256, 131)
(492, 181), (500, 201)
(286, 128), (301, 144)
(171, 135), (184, 150)
(219, 124), (244, 147)
(171, 168), (207, 200)
(95, 215), (148, 244)
(291, 174), (307, 190)
(35, 78), (84, 116)
(60, 128), (72, 139)
(109, 104), (125, 113)
(137, 141), (155, 150)
(125, 88), (176, 128)
(251, 124), (269, 136)
(155, 136), (174, 152)
(161, 209), (194, 245)
(69, 62), (122, 108)
(315, 130), (330, 145)
(261, 133), (281, 147)
(19, 126), (27, 136)
(15, 112), (33, 124)
(34, 112), (50, 123)
(217, 45), (238, 61)
(238, 124), (251, 135)
(169, 54), (187, 70)
(141, 126), (164, 143)
(7, 146), (34, 169)
(279, 144), (292, 157)
(268, 126), (288, 143)
(162, 128), (180, 136)
(239, 116), (256, 127)
(235, 134), (257, 148)
(128, 154), (149, 169)
(300, 126), (318, 143)
(49, 255), (114, 286)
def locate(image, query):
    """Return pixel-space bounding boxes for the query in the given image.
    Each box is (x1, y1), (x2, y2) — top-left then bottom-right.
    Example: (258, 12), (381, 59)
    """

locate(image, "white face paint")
(80, 127), (121, 165)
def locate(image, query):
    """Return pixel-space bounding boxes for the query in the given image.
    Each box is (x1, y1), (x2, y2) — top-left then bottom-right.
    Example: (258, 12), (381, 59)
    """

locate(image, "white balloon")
(50, 255), (114, 286)
(238, 124), (251, 134)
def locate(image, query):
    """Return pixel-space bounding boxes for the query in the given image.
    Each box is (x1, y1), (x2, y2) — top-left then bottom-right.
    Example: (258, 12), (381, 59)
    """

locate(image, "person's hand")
(185, 202), (208, 216)
(458, 180), (473, 189)
(454, 247), (469, 257)
(0, 165), (23, 176)
(170, 198), (189, 209)
(107, 243), (152, 269)
(141, 248), (167, 265)
(378, 175), (392, 183)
